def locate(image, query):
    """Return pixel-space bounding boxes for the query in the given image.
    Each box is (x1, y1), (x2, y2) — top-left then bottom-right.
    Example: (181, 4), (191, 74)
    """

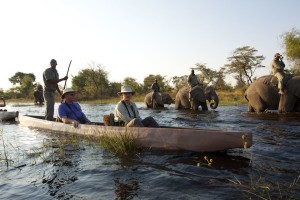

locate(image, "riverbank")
(8, 90), (247, 106)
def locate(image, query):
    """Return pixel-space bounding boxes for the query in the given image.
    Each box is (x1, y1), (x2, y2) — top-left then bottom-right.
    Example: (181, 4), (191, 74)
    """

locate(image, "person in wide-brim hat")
(61, 88), (76, 99)
(114, 85), (159, 128)
(117, 85), (135, 95)
(58, 87), (91, 128)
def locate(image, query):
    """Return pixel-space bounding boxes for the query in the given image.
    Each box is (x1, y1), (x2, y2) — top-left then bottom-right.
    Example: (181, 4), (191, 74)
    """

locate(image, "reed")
(91, 131), (141, 157)
(26, 130), (140, 164)
(229, 174), (300, 199)
(0, 129), (9, 167)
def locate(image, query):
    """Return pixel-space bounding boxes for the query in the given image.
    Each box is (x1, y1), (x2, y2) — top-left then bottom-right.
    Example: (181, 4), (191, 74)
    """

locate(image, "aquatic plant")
(0, 129), (15, 168)
(197, 155), (214, 168)
(228, 174), (300, 199)
(242, 134), (248, 150)
(92, 130), (141, 157)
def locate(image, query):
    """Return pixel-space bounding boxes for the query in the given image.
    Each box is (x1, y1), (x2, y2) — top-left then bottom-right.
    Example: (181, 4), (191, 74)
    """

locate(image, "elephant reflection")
(245, 75), (300, 113)
(175, 85), (219, 111)
(34, 84), (44, 105)
(144, 92), (174, 108)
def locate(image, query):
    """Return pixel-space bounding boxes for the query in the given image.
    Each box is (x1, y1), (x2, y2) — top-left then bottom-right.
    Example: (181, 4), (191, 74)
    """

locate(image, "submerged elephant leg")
(247, 103), (255, 112)
(200, 102), (208, 111)
(252, 97), (267, 112)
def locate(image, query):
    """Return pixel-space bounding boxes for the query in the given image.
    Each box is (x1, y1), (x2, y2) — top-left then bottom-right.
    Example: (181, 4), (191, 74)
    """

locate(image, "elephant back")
(258, 75), (278, 87)
(144, 92), (163, 108)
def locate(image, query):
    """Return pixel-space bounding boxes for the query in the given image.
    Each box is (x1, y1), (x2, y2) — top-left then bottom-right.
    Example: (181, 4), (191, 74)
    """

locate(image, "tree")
(9, 72), (35, 86)
(71, 62), (109, 99)
(122, 77), (142, 94)
(224, 46), (265, 87)
(172, 75), (187, 91)
(20, 75), (35, 98)
(109, 82), (122, 97)
(191, 64), (231, 90)
(194, 63), (217, 85)
(143, 74), (169, 93)
(281, 28), (300, 74)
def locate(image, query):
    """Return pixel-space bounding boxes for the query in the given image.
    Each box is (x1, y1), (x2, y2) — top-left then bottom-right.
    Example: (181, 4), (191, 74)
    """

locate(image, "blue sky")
(0, 0), (299, 90)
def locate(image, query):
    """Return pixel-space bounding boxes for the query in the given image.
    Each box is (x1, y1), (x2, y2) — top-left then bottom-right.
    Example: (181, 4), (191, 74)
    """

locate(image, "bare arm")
(61, 117), (80, 128)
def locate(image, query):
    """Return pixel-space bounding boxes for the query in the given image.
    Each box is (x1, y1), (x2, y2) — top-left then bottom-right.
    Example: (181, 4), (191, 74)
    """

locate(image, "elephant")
(0, 97), (6, 107)
(144, 92), (174, 108)
(245, 75), (300, 113)
(33, 85), (44, 105)
(175, 85), (219, 111)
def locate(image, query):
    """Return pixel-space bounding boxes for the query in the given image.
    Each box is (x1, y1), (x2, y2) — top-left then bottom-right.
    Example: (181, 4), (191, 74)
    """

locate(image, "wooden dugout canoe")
(18, 114), (252, 152)
(0, 110), (19, 121)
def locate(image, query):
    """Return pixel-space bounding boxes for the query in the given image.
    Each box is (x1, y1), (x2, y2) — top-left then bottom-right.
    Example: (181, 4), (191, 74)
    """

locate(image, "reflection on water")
(0, 102), (300, 199)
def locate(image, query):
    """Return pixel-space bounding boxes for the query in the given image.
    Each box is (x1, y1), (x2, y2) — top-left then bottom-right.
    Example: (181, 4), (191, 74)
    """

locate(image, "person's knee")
(127, 118), (144, 127)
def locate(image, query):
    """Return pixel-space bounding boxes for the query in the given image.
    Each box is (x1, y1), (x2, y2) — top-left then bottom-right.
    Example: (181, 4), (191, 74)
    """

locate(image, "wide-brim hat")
(62, 88), (76, 98)
(117, 85), (135, 95)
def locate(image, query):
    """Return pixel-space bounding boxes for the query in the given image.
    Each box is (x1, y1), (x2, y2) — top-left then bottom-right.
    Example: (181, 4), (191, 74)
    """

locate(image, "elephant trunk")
(209, 95), (219, 109)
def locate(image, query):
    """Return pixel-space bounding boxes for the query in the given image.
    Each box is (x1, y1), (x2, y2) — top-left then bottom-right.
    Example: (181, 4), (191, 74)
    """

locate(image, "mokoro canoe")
(0, 110), (19, 121)
(18, 114), (253, 152)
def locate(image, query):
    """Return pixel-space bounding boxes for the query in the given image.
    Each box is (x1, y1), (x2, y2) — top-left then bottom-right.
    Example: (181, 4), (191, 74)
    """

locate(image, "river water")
(0, 102), (299, 200)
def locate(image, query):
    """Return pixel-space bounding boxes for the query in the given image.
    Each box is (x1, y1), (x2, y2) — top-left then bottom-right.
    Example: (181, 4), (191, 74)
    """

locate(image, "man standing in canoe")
(43, 59), (68, 121)
(114, 85), (160, 127)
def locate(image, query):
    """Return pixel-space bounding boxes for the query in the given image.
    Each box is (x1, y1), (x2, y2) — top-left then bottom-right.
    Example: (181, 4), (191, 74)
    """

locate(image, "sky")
(0, 0), (299, 91)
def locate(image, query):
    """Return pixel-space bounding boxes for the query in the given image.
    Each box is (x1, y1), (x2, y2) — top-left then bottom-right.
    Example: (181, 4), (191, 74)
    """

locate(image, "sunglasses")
(68, 93), (75, 96)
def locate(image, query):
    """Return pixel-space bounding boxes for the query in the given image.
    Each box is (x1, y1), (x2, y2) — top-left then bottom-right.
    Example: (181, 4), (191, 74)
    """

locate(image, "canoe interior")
(23, 115), (235, 131)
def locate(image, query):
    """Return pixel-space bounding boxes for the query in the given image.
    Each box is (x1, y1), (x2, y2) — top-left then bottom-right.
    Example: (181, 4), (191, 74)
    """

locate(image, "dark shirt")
(151, 83), (160, 92)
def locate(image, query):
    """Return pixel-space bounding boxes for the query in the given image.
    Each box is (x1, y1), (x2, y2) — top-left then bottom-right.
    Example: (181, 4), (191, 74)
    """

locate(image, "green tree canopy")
(224, 46), (265, 87)
(172, 75), (187, 91)
(71, 62), (109, 99)
(281, 28), (300, 74)
(143, 74), (169, 93)
(122, 77), (142, 94)
(20, 75), (35, 98)
(109, 82), (122, 97)
(9, 72), (36, 85)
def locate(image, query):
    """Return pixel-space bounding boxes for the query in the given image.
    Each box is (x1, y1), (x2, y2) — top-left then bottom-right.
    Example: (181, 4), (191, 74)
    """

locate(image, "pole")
(57, 60), (72, 122)
(63, 60), (72, 90)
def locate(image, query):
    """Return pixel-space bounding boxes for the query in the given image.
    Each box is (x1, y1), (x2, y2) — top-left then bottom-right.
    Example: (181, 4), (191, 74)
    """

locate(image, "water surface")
(0, 102), (299, 199)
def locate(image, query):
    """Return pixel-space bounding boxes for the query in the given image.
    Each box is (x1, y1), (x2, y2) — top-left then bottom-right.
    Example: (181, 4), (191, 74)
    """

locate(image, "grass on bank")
(218, 90), (247, 106)
(9, 89), (247, 106)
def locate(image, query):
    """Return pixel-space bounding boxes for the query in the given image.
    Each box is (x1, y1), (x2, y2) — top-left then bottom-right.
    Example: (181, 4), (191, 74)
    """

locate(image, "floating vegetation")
(197, 155), (214, 168)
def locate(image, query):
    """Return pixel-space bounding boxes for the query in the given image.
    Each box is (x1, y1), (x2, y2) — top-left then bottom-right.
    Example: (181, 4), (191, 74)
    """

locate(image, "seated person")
(187, 69), (201, 100)
(58, 88), (91, 128)
(114, 85), (160, 127)
(150, 79), (160, 103)
(271, 53), (286, 94)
